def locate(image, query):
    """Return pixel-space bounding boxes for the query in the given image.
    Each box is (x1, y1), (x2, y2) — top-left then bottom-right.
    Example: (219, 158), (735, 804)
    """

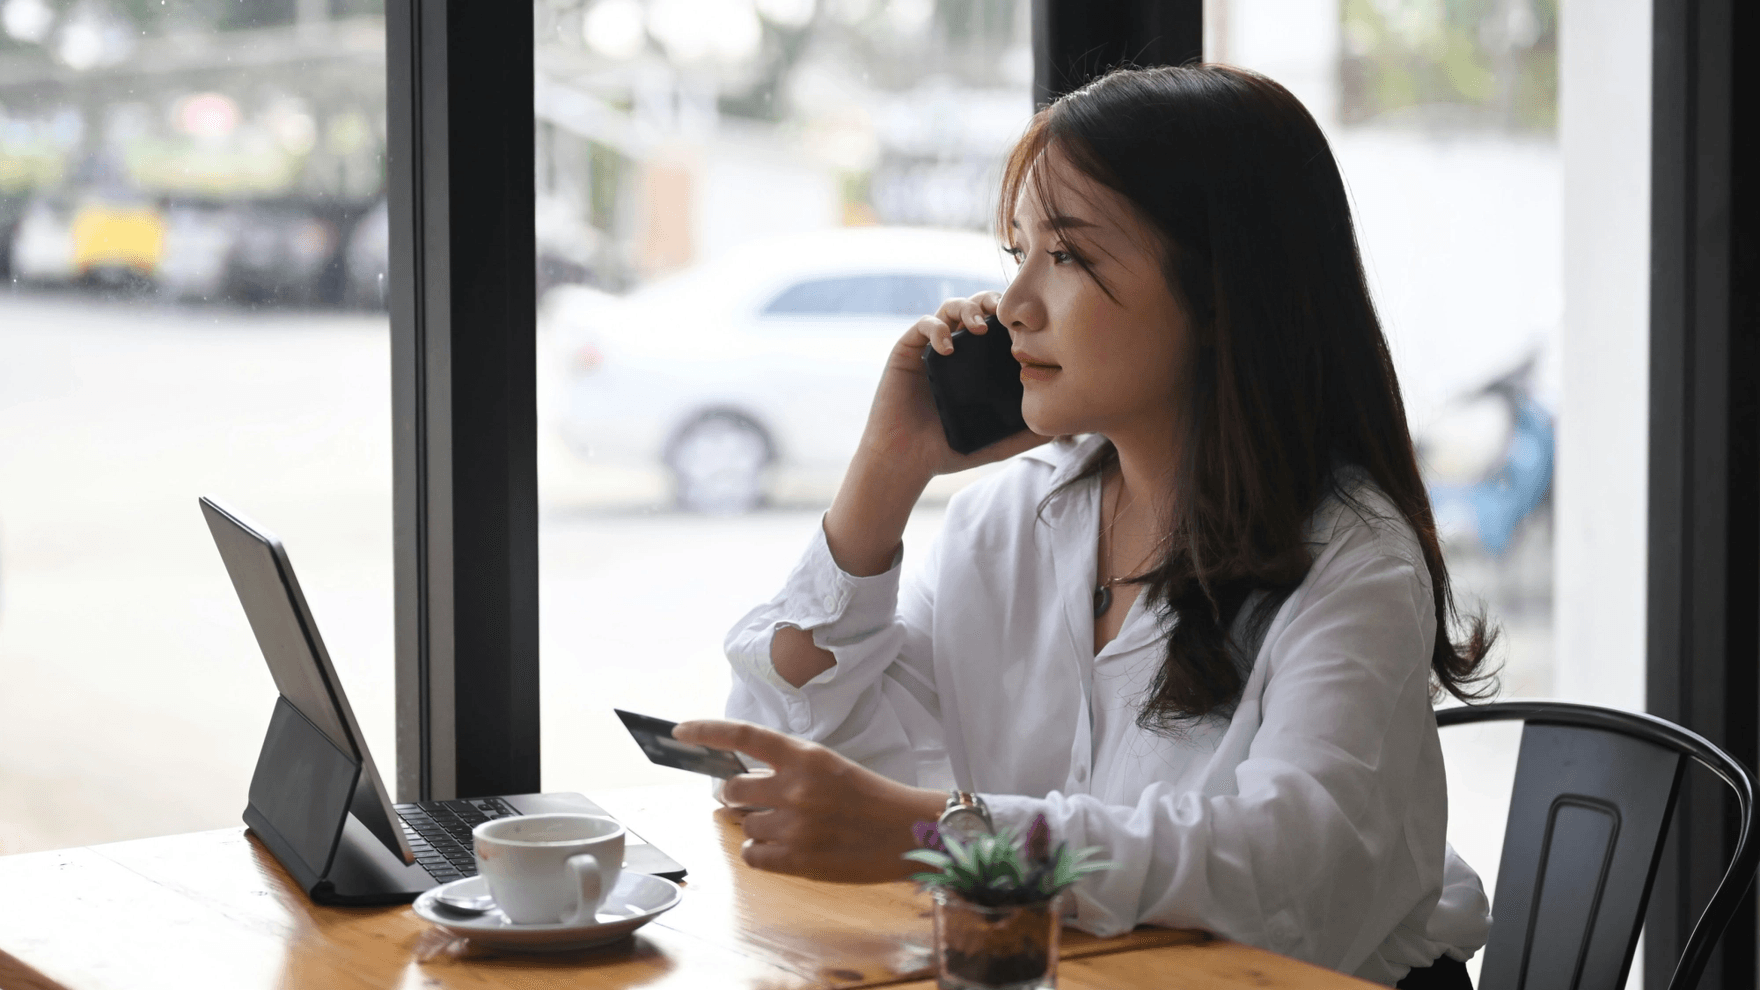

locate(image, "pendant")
(1092, 584), (1112, 618)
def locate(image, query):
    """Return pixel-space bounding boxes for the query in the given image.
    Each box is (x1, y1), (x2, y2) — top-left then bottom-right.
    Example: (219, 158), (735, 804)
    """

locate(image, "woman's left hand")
(673, 719), (946, 884)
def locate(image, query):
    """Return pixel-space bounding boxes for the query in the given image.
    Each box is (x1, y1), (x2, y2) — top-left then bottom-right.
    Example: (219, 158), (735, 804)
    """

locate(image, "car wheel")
(668, 412), (772, 515)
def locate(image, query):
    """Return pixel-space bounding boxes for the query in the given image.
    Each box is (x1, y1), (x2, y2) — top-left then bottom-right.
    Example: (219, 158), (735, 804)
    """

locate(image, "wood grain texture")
(0, 828), (799, 990)
(590, 785), (1206, 987)
(0, 782), (1274, 990)
(888, 939), (1384, 989)
(0, 948), (66, 990)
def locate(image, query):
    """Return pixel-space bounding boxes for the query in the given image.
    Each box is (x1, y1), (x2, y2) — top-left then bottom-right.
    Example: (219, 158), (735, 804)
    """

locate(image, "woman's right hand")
(858, 290), (1046, 481)
(819, 292), (1045, 579)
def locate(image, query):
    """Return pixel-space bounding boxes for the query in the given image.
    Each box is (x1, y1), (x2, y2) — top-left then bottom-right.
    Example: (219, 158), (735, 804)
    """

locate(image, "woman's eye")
(1003, 246), (1025, 263)
(1048, 249), (1075, 265)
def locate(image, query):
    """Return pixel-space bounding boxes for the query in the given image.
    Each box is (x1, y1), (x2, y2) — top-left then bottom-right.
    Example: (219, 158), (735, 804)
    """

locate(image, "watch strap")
(940, 789), (994, 832)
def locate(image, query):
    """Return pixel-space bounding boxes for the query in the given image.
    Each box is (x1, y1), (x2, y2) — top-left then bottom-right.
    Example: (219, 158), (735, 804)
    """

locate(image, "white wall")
(1214, 0), (1340, 126)
(695, 129), (841, 262)
(1330, 132), (1561, 434)
(1553, 0), (1650, 712)
(1212, 0), (1562, 434)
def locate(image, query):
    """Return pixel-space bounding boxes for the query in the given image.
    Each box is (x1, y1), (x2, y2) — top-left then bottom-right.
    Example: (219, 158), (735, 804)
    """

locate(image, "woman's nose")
(995, 285), (1042, 335)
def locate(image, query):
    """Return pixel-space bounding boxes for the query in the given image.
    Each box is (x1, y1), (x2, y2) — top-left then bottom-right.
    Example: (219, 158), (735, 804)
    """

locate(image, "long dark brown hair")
(1001, 65), (1496, 731)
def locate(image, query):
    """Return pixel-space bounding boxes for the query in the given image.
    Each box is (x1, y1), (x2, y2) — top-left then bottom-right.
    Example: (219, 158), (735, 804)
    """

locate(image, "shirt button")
(823, 594), (838, 611)
(1074, 765), (1088, 783)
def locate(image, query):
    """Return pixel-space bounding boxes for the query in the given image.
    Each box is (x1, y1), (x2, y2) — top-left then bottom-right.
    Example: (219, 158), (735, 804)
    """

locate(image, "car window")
(761, 274), (1003, 318)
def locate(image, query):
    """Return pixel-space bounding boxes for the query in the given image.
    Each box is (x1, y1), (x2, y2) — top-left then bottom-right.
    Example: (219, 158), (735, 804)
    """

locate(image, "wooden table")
(0, 784), (1373, 989)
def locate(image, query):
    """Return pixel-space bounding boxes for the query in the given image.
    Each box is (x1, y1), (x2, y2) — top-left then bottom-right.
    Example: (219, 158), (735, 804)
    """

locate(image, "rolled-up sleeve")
(724, 519), (942, 784)
(983, 540), (1465, 979)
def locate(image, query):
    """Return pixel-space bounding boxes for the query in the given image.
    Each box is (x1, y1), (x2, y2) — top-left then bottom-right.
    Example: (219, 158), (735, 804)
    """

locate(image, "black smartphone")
(922, 315), (1028, 455)
(615, 709), (751, 779)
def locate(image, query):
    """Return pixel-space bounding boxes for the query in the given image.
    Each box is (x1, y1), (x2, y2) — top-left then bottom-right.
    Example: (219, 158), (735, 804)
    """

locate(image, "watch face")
(939, 808), (991, 842)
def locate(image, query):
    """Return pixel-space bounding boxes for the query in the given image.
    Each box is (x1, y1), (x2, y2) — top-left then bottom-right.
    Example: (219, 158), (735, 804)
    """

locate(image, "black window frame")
(383, 2), (1756, 984)
(1645, 1), (1758, 986)
(386, 0), (539, 804)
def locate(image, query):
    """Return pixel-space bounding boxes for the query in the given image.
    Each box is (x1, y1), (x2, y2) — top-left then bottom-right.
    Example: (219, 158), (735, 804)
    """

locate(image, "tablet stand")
(243, 696), (434, 905)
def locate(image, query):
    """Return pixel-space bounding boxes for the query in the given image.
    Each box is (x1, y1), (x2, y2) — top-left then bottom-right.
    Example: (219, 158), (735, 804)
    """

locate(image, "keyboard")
(394, 796), (519, 883)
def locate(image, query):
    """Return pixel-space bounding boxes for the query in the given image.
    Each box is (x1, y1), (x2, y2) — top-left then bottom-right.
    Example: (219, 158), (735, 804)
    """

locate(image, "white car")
(546, 227), (1011, 513)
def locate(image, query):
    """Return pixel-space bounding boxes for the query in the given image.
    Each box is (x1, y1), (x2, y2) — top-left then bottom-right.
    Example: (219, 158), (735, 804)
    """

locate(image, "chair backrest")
(1437, 701), (1759, 990)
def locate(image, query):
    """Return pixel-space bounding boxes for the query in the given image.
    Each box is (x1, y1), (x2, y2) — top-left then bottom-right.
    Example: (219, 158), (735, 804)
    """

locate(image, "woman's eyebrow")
(1041, 215), (1098, 231)
(1009, 216), (1100, 232)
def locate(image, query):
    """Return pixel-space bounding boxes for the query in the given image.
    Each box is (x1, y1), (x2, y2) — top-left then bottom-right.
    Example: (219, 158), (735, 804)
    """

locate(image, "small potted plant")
(905, 815), (1112, 990)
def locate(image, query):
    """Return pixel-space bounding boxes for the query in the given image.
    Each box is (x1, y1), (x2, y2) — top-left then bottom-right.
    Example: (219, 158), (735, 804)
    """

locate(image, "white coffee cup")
(472, 813), (626, 925)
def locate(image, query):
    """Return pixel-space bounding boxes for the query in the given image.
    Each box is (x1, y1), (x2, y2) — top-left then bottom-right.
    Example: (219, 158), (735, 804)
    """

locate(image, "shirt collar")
(1020, 433), (1112, 492)
(1021, 433), (1172, 661)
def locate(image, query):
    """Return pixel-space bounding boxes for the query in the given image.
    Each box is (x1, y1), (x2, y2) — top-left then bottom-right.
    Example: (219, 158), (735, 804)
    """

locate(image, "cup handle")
(565, 852), (605, 925)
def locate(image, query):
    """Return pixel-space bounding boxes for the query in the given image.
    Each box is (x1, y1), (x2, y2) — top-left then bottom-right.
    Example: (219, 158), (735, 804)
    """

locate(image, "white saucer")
(412, 872), (683, 953)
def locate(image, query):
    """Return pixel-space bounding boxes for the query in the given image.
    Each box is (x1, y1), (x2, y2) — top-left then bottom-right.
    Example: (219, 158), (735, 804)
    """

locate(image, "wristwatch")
(937, 790), (994, 842)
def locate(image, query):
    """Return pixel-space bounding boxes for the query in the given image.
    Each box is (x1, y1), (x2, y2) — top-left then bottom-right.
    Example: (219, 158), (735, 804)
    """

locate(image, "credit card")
(615, 708), (751, 779)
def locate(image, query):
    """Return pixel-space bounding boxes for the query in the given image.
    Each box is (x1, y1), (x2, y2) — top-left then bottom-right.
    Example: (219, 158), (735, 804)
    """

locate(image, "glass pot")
(931, 889), (1063, 990)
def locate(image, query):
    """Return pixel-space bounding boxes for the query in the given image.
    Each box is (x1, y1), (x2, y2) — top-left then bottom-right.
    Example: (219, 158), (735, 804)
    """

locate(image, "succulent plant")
(904, 813), (1113, 908)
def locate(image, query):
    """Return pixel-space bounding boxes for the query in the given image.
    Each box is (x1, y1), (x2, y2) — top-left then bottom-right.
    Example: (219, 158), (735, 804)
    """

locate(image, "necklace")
(1092, 582), (1116, 620)
(1094, 471), (1157, 618)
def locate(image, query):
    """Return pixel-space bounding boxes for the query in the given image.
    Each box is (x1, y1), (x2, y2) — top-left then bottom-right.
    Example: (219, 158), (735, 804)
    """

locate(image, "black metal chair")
(1436, 701), (1760, 990)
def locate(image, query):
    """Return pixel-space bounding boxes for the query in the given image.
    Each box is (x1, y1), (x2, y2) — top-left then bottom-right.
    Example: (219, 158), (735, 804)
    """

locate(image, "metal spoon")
(432, 888), (497, 915)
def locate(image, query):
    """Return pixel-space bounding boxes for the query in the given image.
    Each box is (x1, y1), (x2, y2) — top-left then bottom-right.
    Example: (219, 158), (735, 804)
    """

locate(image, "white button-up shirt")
(724, 435), (1491, 984)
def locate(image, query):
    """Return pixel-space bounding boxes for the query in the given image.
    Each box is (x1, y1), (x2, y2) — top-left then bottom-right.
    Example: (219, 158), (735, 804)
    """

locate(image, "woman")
(675, 64), (1495, 986)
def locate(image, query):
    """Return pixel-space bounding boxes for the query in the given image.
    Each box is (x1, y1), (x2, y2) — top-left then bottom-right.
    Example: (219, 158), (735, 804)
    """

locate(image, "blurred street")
(0, 292), (946, 853)
(0, 294), (392, 854)
(0, 294), (1551, 900)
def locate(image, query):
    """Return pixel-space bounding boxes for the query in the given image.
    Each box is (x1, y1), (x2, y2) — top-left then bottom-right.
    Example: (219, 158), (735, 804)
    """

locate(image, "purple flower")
(912, 820), (946, 853)
(1025, 813), (1051, 863)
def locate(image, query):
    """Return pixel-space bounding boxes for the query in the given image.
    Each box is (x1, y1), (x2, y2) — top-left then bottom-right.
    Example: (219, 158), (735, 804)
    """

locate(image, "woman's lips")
(1013, 350), (1059, 382)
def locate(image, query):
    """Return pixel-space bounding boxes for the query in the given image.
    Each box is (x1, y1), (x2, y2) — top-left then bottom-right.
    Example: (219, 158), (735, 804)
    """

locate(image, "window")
(534, 0), (1029, 790)
(0, 3), (389, 854)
